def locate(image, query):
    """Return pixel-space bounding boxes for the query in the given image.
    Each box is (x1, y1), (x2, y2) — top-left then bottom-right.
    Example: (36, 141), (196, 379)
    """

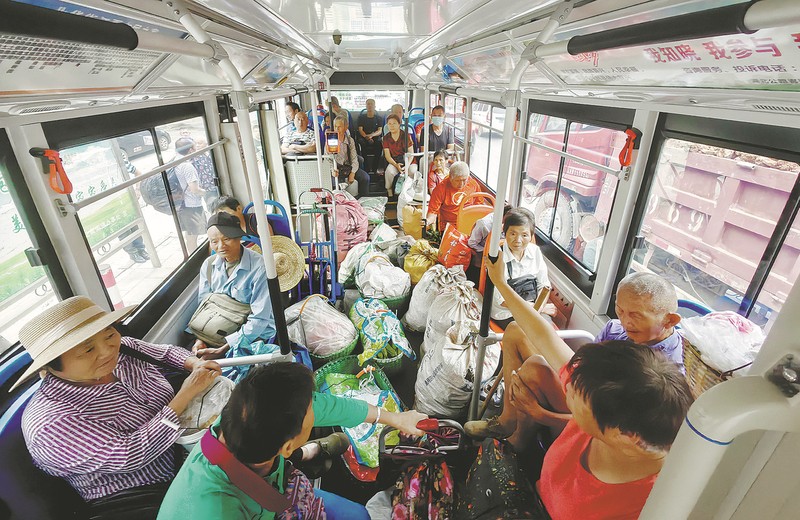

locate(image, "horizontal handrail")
(514, 135), (622, 177)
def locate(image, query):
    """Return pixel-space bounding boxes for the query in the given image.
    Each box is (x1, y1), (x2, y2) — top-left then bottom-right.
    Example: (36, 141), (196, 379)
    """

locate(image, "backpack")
(391, 459), (455, 520)
(141, 168), (184, 214)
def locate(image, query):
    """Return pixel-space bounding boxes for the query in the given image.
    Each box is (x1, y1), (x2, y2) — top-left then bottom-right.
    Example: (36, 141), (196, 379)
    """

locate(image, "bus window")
(468, 101), (502, 191)
(0, 169), (59, 352)
(444, 95), (466, 151)
(626, 138), (800, 332)
(249, 109), (270, 197)
(332, 90), (407, 113)
(522, 114), (624, 273)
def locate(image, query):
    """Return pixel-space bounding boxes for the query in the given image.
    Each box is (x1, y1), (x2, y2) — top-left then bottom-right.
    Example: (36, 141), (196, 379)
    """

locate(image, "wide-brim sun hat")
(11, 296), (134, 391)
(272, 235), (305, 292)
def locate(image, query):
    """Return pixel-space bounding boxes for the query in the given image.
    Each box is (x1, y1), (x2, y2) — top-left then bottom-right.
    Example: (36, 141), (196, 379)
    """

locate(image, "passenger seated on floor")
(331, 115), (371, 198)
(357, 98), (383, 172)
(158, 362), (426, 520)
(280, 112), (316, 156)
(192, 213), (275, 360)
(427, 150), (449, 194)
(17, 296), (220, 507)
(420, 105), (454, 154)
(467, 257), (693, 520)
(490, 208), (557, 328)
(466, 266), (684, 441)
(382, 114), (418, 197)
(426, 161), (480, 232)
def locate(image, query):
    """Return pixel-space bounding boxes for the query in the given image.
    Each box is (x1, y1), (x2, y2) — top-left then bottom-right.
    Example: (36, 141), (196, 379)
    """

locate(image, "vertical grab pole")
(175, 2), (293, 355)
(420, 55), (445, 223)
(468, 1), (574, 421)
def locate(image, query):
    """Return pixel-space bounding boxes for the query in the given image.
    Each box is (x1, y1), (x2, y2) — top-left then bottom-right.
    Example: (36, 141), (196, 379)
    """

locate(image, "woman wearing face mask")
(490, 207), (558, 328)
(420, 105), (455, 155)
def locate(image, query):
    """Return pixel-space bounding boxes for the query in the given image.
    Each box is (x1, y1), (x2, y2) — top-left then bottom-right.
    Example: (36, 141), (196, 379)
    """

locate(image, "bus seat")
(0, 382), (88, 520)
(456, 192), (495, 235)
(677, 299), (713, 318)
(243, 200), (292, 239)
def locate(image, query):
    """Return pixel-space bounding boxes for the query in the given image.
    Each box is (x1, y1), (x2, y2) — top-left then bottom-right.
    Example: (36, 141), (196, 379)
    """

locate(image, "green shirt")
(157, 392), (368, 520)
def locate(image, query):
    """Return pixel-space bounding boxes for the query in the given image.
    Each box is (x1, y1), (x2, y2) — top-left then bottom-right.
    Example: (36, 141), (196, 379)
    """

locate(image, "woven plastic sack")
(338, 241), (375, 287)
(349, 298), (415, 366)
(334, 192), (369, 255)
(321, 371), (403, 468)
(374, 236), (415, 268)
(223, 339), (282, 383)
(402, 205), (424, 239)
(359, 196), (388, 225)
(403, 239), (439, 284)
(415, 322), (501, 419)
(437, 223), (472, 271)
(403, 265), (468, 332)
(422, 282), (481, 356)
(285, 295), (358, 357)
(370, 222), (398, 243)
(356, 253), (411, 301)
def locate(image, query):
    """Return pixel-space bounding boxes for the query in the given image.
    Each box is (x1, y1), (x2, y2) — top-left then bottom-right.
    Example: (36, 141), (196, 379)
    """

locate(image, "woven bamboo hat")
(10, 296), (134, 391)
(272, 235), (305, 292)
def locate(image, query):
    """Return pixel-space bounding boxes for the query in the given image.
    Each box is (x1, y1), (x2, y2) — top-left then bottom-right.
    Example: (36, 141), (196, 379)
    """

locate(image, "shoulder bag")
(188, 260), (252, 347)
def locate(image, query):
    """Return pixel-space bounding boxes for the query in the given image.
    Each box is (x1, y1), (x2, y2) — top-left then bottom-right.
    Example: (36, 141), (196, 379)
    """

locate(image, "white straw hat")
(11, 296), (134, 391)
(272, 235), (305, 292)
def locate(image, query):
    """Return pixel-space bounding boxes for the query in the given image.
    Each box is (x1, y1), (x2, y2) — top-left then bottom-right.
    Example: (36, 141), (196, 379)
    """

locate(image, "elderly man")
(280, 112), (317, 156)
(465, 270), (683, 444)
(420, 105), (454, 154)
(426, 161), (480, 232)
(329, 96), (349, 121)
(357, 98), (383, 172)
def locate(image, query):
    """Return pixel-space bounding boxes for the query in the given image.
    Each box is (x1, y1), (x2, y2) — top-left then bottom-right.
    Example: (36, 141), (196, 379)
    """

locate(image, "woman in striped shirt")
(13, 296), (220, 511)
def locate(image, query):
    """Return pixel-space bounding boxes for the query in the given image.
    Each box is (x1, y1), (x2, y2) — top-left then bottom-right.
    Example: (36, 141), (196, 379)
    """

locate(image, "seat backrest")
(456, 192), (495, 235)
(243, 200), (292, 239)
(0, 382), (88, 519)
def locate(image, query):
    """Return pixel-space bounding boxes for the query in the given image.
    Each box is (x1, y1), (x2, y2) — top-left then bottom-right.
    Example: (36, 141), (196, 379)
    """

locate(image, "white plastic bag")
(178, 376), (235, 432)
(403, 265), (469, 332)
(415, 322), (501, 419)
(359, 196), (388, 225)
(421, 281), (482, 356)
(680, 311), (764, 372)
(338, 241), (375, 286)
(370, 222), (398, 243)
(356, 253), (411, 300)
(396, 171), (424, 227)
(285, 295), (358, 357)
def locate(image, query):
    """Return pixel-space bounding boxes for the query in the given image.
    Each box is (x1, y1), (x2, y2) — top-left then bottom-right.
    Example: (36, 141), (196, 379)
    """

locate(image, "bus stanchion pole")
(175, 2), (294, 356)
(468, 2), (573, 421)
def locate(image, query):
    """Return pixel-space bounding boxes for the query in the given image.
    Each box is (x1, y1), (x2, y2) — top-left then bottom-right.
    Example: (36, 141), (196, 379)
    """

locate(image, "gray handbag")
(188, 260), (251, 347)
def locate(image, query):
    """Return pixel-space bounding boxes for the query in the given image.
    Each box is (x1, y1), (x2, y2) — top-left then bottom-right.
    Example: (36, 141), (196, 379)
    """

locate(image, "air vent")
(9, 101), (71, 115)
(751, 104), (800, 113)
(345, 48), (386, 59)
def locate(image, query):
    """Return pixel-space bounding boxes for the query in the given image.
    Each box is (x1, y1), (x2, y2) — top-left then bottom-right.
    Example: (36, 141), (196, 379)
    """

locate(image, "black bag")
(141, 168), (184, 214)
(456, 439), (548, 520)
(506, 262), (539, 302)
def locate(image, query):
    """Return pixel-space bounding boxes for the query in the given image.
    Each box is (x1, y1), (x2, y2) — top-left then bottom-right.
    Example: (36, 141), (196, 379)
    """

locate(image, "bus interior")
(1, 0), (800, 518)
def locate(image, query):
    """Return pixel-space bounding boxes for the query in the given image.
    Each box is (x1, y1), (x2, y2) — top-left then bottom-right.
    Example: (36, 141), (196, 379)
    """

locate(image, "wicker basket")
(682, 337), (749, 399)
(314, 355), (402, 405)
(369, 349), (405, 375)
(309, 335), (358, 368)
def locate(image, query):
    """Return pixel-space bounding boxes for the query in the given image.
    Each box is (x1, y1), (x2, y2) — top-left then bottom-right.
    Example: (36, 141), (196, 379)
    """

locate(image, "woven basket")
(309, 335), (358, 367)
(682, 337), (749, 399)
(314, 355), (401, 403)
(369, 349), (405, 374)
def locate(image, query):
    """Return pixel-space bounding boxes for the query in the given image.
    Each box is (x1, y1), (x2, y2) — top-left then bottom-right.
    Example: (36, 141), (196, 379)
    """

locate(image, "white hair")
(617, 272), (678, 315)
(449, 161), (470, 179)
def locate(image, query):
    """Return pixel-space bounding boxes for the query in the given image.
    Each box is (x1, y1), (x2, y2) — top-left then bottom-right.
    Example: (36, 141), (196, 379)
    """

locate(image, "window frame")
(613, 113), (800, 319)
(522, 100), (635, 296)
(467, 99), (504, 192)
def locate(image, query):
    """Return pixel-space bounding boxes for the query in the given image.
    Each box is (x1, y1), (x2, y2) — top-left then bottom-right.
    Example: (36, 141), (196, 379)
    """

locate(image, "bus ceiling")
(0, 0), (799, 104)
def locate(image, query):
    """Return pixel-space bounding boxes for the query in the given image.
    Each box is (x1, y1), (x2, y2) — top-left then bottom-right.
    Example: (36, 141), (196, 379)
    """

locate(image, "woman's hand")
(541, 303), (558, 316)
(180, 360), (222, 396)
(485, 248), (506, 286)
(191, 339), (207, 355)
(385, 409), (428, 436)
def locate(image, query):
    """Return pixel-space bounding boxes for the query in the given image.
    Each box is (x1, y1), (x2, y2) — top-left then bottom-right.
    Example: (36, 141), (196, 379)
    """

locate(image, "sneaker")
(464, 416), (515, 440)
(314, 432), (350, 458)
(136, 248), (150, 260)
(129, 252), (148, 264)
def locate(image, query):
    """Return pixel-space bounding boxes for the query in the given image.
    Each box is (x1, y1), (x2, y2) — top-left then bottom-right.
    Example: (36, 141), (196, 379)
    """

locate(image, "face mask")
(431, 116), (444, 126)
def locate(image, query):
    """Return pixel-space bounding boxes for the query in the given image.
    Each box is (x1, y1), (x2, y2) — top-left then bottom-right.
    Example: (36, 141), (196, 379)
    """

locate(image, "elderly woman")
(191, 212), (275, 360)
(330, 115), (371, 198)
(16, 296), (220, 511)
(382, 113), (418, 197)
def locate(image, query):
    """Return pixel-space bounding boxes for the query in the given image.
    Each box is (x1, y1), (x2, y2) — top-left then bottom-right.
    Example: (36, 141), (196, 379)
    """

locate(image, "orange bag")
(437, 224), (471, 271)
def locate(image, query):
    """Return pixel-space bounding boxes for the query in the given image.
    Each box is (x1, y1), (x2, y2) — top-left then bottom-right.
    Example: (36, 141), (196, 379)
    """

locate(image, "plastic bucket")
(175, 428), (206, 452)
